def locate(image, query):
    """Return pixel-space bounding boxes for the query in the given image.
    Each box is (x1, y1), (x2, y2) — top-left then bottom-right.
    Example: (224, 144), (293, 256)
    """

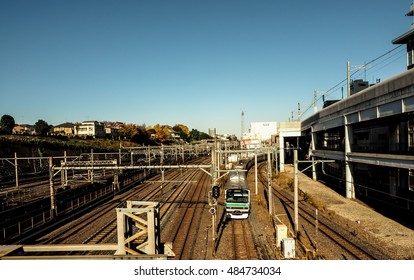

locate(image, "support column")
(279, 134), (285, 172)
(113, 172), (120, 192)
(311, 126), (317, 181)
(267, 147), (272, 215)
(345, 61), (354, 198)
(64, 151), (68, 187)
(293, 150), (299, 236)
(49, 157), (57, 219)
(14, 153), (19, 190)
(254, 150), (258, 195)
(116, 209), (126, 255)
(344, 117), (355, 199)
(274, 147), (279, 175)
(147, 207), (156, 254)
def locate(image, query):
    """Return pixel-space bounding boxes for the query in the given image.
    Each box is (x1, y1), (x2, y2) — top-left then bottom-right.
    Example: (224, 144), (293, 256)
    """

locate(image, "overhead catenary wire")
(299, 44), (405, 119)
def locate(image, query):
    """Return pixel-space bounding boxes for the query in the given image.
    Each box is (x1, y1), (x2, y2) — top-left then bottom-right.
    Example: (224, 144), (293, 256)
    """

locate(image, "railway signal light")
(212, 185), (220, 199)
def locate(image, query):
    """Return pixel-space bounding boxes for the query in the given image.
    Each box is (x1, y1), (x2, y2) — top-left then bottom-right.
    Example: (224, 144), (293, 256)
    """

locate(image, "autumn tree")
(119, 124), (151, 144)
(150, 124), (172, 142)
(173, 124), (189, 142)
(119, 124), (135, 139)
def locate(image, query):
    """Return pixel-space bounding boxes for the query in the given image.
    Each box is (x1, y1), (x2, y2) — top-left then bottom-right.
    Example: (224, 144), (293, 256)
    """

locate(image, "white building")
(250, 122), (278, 143)
(75, 121), (105, 138)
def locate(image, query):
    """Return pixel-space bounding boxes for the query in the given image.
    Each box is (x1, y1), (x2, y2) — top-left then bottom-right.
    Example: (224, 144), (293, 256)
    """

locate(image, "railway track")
(170, 169), (209, 259)
(213, 164), (271, 260)
(231, 220), (252, 260)
(30, 157), (211, 258)
(257, 162), (389, 260)
(64, 165), (205, 257)
(39, 165), (195, 244)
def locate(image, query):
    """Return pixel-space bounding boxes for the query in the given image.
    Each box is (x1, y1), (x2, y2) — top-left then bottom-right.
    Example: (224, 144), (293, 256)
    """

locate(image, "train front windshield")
(226, 189), (249, 203)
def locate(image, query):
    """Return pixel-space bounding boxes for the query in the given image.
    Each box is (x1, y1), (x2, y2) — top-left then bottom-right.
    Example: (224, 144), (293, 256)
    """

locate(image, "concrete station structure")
(275, 3), (414, 211)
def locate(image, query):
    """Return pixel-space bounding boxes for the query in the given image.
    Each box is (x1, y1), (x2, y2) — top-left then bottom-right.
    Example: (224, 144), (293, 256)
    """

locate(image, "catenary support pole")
(294, 149), (299, 236)
(14, 153), (19, 191)
(267, 147), (272, 215)
(49, 157), (56, 219)
(255, 151), (258, 195)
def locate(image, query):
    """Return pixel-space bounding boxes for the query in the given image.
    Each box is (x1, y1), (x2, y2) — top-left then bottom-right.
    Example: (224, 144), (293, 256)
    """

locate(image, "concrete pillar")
(115, 209), (126, 255)
(389, 169), (398, 197)
(311, 126), (317, 181)
(147, 208), (156, 254)
(344, 117), (355, 199)
(279, 134), (285, 172)
(49, 157), (57, 219)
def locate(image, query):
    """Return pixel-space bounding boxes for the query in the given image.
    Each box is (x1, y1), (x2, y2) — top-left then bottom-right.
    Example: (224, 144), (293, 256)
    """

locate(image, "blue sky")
(0, 0), (411, 136)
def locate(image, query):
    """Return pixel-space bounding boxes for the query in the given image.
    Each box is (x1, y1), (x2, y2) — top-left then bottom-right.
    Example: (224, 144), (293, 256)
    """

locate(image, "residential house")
(53, 122), (75, 136)
(75, 121), (105, 138)
(12, 124), (36, 135)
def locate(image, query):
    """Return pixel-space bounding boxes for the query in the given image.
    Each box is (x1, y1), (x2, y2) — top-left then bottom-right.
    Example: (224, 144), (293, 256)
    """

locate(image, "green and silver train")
(224, 163), (250, 219)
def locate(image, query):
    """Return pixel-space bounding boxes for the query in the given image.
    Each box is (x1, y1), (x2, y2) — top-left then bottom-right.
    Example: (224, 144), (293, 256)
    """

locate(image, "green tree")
(0, 114), (15, 134)
(199, 131), (212, 141)
(189, 129), (200, 142)
(189, 129), (212, 142)
(35, 119), (52, 136)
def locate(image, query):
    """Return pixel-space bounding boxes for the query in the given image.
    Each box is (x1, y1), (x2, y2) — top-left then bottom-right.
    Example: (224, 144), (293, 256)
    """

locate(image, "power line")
(300, 45), (405, 118)
(350, 45), (404, 78)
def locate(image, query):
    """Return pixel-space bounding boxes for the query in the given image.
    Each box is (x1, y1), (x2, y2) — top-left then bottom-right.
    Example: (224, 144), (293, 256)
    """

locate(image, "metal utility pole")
(14, 153), (19, 191)
(347, 61), (351, 97)
(293, 149), (299, 236)
(274, 147), (278, 175)
(255, 149), (258, 195)
(210, 131), (218, 250)
(49, 157), (56, 219)
(60, 151), (67, 187)
(267, 147), (272, 215)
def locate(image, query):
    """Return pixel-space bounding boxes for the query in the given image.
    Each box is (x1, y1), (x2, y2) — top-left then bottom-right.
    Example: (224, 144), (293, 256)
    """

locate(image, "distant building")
(350, 79), (369, 95)
(75, 121), (105, 138)
(13, 124), (35, 135)
(241, 132), (261, 150)
(249, 122), (278, 143)
(53, 122), (75, 136)
(169, 128), (181, 141)
(105, 126), (120, 139)
(323, 100), (340, 108)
